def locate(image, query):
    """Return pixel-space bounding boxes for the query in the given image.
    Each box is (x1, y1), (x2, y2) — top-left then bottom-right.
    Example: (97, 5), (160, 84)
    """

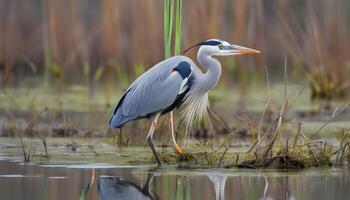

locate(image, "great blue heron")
(109, 39), (259, 166)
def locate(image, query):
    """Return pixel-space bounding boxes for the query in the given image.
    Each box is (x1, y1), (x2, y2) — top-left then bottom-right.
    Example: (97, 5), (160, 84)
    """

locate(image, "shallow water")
(0, 160), (349, 200)
(1, 84), (350, 199)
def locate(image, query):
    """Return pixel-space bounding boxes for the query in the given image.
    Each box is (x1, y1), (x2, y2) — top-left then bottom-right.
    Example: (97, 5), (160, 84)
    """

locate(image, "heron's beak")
(229, 45), (260, 55)
(236, 48), (260, 54)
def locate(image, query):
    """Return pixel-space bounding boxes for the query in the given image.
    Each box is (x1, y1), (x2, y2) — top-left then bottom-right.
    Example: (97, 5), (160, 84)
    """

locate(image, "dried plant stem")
(292, 122), (307, 148)
(339, 142), (350, 164)
(42, 137), (48, 157)
(310, 103), (350, 139)
(256, 66), (271, 148)
(308, 144), (320, 166)
(208, 108), (230, 133)
(232, 112), (257, 130)
(250, 59), (289, 157)
(19, 135), (30, 162)
(262, 59), (288, 159)
(218, 147), (228, 167)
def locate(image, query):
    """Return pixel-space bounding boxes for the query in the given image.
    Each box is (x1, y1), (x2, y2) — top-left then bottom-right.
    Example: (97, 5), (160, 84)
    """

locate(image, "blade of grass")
(164, 0), (174, 59)
(174, 0), (183, 55)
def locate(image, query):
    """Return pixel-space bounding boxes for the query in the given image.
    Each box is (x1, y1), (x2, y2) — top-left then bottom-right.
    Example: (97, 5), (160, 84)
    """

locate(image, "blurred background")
(1, 0), (350, 97)
(2, 2), (350, 200)
(1, 0), (350, 136)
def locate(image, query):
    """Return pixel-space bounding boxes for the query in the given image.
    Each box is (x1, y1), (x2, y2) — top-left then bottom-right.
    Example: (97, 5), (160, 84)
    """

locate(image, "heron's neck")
(197, 50), (222, 92)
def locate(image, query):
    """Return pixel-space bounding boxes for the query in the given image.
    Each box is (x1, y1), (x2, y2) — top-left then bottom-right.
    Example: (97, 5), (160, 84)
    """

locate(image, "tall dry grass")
(277, 0), (350, 99)
(0, 0), (349, 99)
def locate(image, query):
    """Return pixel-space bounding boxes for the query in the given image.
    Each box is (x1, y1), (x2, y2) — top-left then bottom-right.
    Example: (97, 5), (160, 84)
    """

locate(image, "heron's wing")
(109, 56), (194, 127)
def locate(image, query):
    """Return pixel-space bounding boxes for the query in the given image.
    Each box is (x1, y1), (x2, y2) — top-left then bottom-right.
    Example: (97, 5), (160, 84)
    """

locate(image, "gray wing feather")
(109, 56), (194, 128)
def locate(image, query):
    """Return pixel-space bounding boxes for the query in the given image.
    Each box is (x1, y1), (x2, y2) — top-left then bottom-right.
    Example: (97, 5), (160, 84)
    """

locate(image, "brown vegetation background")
(1, 0), (350, 88)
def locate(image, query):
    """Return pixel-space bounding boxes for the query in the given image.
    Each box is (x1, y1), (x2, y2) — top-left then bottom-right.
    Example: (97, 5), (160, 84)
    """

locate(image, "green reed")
(174, 0), (183, 55)
(164, 0), (174, 59)
(164, 0), (183, 58)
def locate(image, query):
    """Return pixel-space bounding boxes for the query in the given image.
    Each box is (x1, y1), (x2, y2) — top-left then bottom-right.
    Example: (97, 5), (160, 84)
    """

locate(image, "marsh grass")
(159, 141), (230, 168)
(229, 63), (350, 169)
(3, 1), (349, 102)
(2, 82), (350, 168)
(278, 1), (350, 99)
(1, 60), (350, 167)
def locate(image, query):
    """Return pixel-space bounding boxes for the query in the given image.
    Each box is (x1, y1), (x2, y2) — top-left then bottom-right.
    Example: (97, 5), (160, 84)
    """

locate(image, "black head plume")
(183, 40), (223, 54)
(183, 41), (205, 53)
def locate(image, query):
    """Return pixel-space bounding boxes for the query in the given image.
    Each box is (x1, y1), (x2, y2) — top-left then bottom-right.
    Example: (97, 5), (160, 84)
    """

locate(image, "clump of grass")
(159, 152), (195, 165)
(232, 62), (350, 169)
(1, 88), (49, 158)
(331, 129), (350, 164)
(4, 114), (31, 162)
(278, 1), (350, 100)
(24, 110), (49, 157)
(159, 141), (230, 168)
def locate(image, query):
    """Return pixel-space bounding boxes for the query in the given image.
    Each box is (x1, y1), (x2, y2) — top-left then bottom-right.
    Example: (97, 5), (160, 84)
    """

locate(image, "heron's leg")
(170, 111), (184, 154)
(147, 114), (162, 166)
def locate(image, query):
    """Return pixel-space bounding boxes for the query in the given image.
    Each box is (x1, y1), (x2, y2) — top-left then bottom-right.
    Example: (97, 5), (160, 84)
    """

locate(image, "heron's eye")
(218, 44), (224, 49)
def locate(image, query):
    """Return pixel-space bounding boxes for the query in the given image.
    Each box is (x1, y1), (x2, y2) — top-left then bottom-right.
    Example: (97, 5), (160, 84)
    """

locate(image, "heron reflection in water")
(79, 168), (158, 200)
(98, 173), (158, 200)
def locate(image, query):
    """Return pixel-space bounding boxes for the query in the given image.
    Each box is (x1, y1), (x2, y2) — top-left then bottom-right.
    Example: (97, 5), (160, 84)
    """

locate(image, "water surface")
(0, 160), (349, 200)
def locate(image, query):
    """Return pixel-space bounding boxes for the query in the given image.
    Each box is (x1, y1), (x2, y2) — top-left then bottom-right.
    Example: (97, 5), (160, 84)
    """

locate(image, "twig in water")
(235, 154), (240, 165)
(287, 86), (305, 111)
(232, 112), (257, 129)
(19, 135), (30, 162)
(310, 103), (350, 139)
(41, 136), (48, 157)
(26, 110), (49, 157)
(218, 147), (228, 167)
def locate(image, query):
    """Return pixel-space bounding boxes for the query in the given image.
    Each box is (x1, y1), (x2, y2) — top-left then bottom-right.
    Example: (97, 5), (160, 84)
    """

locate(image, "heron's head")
(183, 39), (260, 56)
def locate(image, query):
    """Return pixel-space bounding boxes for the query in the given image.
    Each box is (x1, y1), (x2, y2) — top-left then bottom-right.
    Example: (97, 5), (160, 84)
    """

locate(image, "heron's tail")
(109, 109), (130, 128)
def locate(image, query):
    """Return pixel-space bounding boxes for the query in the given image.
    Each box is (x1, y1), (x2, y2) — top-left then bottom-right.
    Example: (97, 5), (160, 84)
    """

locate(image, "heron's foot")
(154, 154), (162, 167)
(174, 144), (185, 154)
